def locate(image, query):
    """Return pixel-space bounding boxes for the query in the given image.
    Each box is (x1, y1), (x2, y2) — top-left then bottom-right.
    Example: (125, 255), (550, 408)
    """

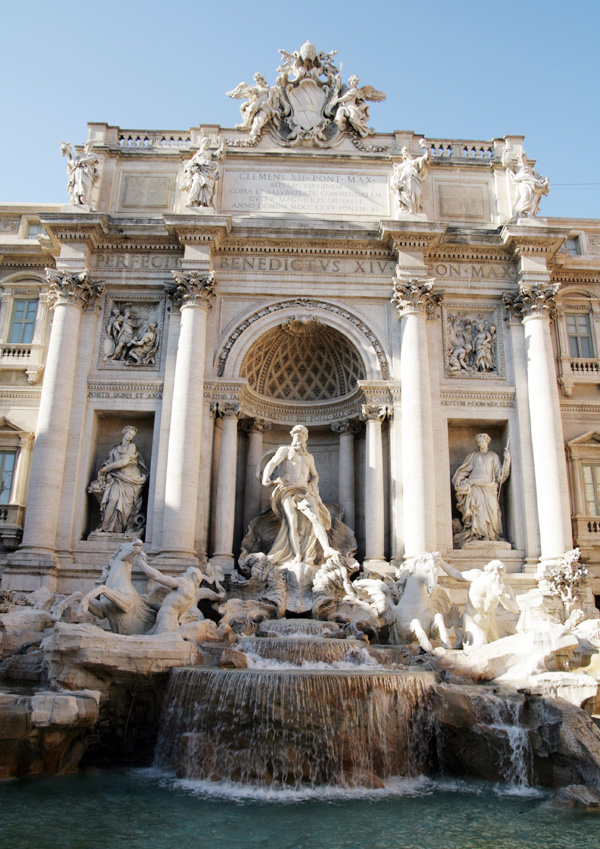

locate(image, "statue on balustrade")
(181, 136), (225, 208)
(502, 145), (549, 222)
(261, 425), (337, 566)
(391, 140), (430, 215)
(452, 433), (510, 546)
(88, 426), (148, 535)
(60, 141), (99, 207)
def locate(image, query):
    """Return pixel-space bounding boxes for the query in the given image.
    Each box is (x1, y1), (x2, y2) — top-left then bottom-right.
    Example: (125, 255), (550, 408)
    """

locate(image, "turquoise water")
(1, 769), (598, 849)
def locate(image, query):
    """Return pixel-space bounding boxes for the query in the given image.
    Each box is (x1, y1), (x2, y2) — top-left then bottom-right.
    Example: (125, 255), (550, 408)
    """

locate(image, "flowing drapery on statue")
(89, 426), (148, 534)
(452, 433), (510, 544)
(262, 425), (336, 566)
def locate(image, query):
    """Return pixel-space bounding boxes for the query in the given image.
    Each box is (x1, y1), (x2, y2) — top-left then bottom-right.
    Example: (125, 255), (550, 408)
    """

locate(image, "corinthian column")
(212, 402), (240, 572)
(361, 404), (388, 568)
(391, 278), (442, 556)
(331, 419), (359, 530)
(241, 418), (271, 531)
(503, 281), (572, 568)
(19, 270), (104, 565)
(161, 271), (215, 562)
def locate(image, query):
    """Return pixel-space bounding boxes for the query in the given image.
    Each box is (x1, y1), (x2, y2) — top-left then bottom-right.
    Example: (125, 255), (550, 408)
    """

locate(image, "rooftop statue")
(60, 141), (99, 207)
(181, 136), (225, 208)
(502, 145), (550, 222)
(391, 140), (431, 215)
(227, 41), (385, 148)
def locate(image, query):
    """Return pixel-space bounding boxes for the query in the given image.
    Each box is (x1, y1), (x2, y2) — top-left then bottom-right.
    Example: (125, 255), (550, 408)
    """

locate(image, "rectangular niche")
(98, 294), (165, 372)
(85, 412), (154, 540)
(442, 305), (504, 380)
(448, 421), (511, 550)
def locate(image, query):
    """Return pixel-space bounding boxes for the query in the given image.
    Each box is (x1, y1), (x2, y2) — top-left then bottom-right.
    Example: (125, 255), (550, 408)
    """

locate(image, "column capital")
(241, 417), (271, 435)
(166, 270), (215, 309)
(361, 404), (389, 423)
(391, 277), (443, 319)
(18, 432), (34, 451)
(45, 269), (104, 310)
(502, 282), (559, 322)
(217, 402), (241, 419)
(331, 419), (362, 436)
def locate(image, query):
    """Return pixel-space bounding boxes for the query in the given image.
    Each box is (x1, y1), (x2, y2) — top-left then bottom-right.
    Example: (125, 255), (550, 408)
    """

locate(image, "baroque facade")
(1, 41), (600, 607)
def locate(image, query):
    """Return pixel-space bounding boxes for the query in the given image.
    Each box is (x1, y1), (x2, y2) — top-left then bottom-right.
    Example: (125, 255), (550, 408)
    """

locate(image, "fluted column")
(504, 282), (572, 568)
(212, 403), (240, 572)
(391, 278), (442, 556)
(161, 271), (215, 561)
(19, 270), (104, 563)
(241, 418), (271, 531)
(331, 419), (359, 529)
(361, 404), (388, 567)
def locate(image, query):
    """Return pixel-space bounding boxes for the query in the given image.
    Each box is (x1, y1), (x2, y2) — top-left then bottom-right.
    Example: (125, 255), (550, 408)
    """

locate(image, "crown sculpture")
(226, 40), (386, 148)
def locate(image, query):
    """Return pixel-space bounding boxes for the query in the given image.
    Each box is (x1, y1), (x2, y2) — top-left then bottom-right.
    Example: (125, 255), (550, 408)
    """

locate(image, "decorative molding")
(86, 380), (163, 400)
(440, 388), (515, 408)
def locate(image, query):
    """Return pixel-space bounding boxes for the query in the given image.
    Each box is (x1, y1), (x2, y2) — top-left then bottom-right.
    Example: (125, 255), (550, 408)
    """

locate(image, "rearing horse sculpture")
(77, 538), (156, 635)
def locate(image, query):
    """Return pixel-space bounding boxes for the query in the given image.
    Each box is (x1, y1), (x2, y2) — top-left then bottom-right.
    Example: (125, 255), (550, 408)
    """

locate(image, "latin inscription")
(216, 256), (395, 275)
(93, 254), (181, 270)
(430, 263), (515, 280)
(222, 170), (389, 216)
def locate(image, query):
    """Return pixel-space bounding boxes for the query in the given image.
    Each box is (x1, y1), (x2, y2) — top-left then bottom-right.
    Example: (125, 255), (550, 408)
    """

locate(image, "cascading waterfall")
(469, 691), (533, 787)
(155, 665), (437, 788)
(238, 636), (376, 666)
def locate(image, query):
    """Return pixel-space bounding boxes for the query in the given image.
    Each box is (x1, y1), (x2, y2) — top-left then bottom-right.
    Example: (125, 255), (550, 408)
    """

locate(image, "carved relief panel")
(442, 306), (504, 379)
(98, 294), (165, 371)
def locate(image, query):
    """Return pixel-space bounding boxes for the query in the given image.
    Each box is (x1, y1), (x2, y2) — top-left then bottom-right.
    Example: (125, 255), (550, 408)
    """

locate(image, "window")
(0, 450), (16, 505)
(566, 312), (593, 358)
(27, 223), (46, 240)
(9, 299), (38, 344)
(566, 237), (581, 256)
(582, 464), (600, 516)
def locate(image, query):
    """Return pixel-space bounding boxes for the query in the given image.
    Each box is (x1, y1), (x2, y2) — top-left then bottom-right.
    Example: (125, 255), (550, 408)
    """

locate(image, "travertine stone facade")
(1, 44), (599, 608)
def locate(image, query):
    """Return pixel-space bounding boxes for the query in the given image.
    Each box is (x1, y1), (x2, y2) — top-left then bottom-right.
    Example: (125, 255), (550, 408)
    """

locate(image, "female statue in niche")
(452, 433), (510, 545)
(89, 426), (148, 535)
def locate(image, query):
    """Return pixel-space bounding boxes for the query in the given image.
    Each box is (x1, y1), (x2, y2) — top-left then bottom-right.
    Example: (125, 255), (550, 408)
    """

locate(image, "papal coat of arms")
(226, 41), (386, 148)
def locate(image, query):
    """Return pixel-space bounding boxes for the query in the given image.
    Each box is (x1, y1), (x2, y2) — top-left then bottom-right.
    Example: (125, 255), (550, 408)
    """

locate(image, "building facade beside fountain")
(0, 40), (599, 621)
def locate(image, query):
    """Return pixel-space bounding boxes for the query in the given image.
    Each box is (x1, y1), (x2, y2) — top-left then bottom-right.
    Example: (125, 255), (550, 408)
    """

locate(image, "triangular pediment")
(567, 431), (600, 448)
(0, 417), (28, 436)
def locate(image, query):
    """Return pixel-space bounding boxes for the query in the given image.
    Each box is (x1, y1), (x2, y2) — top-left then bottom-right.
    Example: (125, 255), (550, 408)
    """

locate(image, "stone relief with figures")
(226, 41), (386, 149)
(99, 297), (163, 370)
(443, 308), (503, 378)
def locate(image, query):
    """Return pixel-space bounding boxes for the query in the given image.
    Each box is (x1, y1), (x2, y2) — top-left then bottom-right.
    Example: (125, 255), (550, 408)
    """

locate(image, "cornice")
(379, 219), (447, 250)
(215, 238), (394, 259)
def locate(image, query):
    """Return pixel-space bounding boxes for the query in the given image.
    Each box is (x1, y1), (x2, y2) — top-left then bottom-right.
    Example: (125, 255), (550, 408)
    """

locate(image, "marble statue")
(60, 141), (99, 206)
(438, 557), (519, 648)
(356, 552), (455, 651)
(391, 141), (431, 215)
(78, 538), (156, 634)
(261, 425), (337, 566)
(547, 548), (589, 617)
(452, 434), (510, 545)
(227, 74), (282, 143)
(227, 42), (385, 148)
(136, 561), (224, 635)
(474, 321), (496, 372)
(181, 137), (225, 208)
(502, 146), (550, 221)
(88, 426), (148, 535)
(331, 74), (386, 138)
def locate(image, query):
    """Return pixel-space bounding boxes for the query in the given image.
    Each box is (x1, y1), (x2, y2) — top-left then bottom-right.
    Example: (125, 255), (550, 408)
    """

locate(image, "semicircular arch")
(215, 298), (390, 382)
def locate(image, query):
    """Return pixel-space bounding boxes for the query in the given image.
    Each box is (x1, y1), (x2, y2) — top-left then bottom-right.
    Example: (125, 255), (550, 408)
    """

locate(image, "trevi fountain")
(2, 40), (600, 849)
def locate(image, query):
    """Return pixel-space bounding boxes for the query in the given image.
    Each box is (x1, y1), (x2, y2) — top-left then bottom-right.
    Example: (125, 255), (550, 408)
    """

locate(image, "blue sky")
(2, 0), (598, 219)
